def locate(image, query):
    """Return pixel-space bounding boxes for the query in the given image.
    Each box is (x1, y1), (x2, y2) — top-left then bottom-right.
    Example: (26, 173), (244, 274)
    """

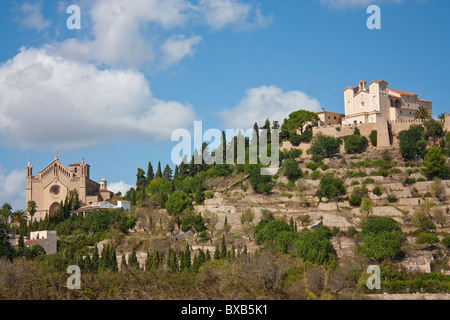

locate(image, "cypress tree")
(194, 184), (204, 204)
(129, 247), (139, 269)
(155, 162), (162, 179)
(147, 162), (155, 185)
(184, 244), (191, 272)
(174, 165), (179, 179)
(220, 236), (227, 259)
(145, 250), (152, 271)
(92, 245), (100, 273)
(111, 245), (118, 272)
(231, 244), (236, 260)
(163, 164), (173, 182)
(84, 254), (92, 273)
(121, 253), (127, 271)
(18, 235), (24, 248)
(206, 249), (211, 262)
(214, 243), (220, 260)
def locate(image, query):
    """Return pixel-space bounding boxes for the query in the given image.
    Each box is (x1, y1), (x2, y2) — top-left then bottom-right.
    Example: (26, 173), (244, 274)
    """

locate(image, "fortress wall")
(313, 123), (377, 139)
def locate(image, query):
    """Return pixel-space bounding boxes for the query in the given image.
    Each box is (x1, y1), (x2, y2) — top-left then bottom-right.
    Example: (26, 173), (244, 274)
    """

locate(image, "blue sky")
(0, 0), (448, 209)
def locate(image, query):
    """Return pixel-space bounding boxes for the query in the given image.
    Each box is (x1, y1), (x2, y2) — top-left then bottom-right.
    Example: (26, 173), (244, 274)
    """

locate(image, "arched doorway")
(49, 202), (60, 216)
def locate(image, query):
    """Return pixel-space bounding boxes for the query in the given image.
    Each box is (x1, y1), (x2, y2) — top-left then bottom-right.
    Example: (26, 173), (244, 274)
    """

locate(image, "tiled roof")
(389, 89), (417, 97)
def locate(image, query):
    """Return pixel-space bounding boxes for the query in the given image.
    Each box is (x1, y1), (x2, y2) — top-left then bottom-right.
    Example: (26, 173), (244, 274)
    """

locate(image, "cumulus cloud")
(107, 181), (134, 195)
(319, 0), (404, 9)
(199, 0), (272, 30)
(0, 47), (196, 150)
(160, 35), (203, 66)
(0, 167), (26, 211)
(16, 1), (51, 32)
(219, 85), (321, 129)
(53, 0), (271, 68)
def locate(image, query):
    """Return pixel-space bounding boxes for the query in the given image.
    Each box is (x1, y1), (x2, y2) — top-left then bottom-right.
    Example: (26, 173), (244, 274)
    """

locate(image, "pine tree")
(129, 188), (137, 206)
(136, 168), (147, 193)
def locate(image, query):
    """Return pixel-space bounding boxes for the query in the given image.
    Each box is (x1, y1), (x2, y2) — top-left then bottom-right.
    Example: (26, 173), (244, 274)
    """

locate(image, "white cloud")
(107, 181), (134, 195)
(0, 47), (196, 150)
(219, 85), (321, 129)
(0, 167), (26, 211)
(319, 0), (404, 8)
(160, 35), (203, 67)
(17, 2), (51, 32)
(53, 0), (271, 68)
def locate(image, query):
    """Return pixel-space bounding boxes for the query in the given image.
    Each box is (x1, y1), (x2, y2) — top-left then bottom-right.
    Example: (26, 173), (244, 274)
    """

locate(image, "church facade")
(342, 80), (433, 125)
(26, 154), (113, 221)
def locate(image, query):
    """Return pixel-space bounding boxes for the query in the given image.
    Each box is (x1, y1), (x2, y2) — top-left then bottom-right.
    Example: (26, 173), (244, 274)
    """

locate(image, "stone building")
(26, 153), (113, 221)
(342, 80), (433, 125)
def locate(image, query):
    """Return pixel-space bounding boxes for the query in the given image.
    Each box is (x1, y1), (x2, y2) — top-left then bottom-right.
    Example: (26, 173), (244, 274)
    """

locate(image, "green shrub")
(416, 232), (439, 245)
(372, 186), (383, 196)
(255, 219), (292, 245)
(283, 159), (303, 183)
(349, 194), (362, 207)
(204, 190), (215, 199)
(347, 226), (358, 237)
(387, 194), (397, 203)
(311, 170), (321, 180)
(320, 164), (329, 171)
(363, 178), (376, 185)
(405, 178), (417, 185)
(442, 237), (450, 248)
(307, 133), (342, 158)
(289, 134), (302, 147)
(370, 130), (378, 147)
(306, 162), (320, 171)
(181, 214), (206, 233)
(296, 227), (335, 265)
(358, 217), (404, 260)
(344, 134), (369, 154)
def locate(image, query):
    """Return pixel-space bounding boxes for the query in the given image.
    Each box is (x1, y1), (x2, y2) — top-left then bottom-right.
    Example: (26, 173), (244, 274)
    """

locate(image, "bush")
(372, 186), (383, 196)
(289, 134), (302, 147)
(310, 170), (321, 180)
(165, 191), (193, 214)
(210, 164), (234, 178)
(296, 227), (335, 265)
(442, 237), (450, 248)
(347, 226), (358, 237)
(204, 191), (214, 199)
(280, 149), (303, 161)
(307, 133), (342, 158)
(370, 130), (378, 147)
(387, 194), (397, 203)
(405, 178), (417, 185)
(306, 162), (320, 171)
(416, 232), (439, 245)
(399, 125), (426, 160)
(349, 194), (362, 207)
(249, 165), (273, 194)
(316, 173), (347, 201)
(363, 178), (375, 185)
(358, 217), (404, 260)
(344, 134), (369, 154)
(181, 214), (206, 233)
(255, 219), (292, 245)
(283, 159), (303, 183)
(274, 231), (299, 254)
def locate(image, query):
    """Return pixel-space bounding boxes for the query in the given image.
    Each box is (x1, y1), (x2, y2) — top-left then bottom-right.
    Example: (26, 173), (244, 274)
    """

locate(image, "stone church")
(26, 154), (113, 221)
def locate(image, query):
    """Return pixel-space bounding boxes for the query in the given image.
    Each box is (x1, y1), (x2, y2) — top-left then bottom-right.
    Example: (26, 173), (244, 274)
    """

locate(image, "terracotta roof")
(369, 80), (388, 85)
(70, 162), (82, 166)
(389, 89), (417, 97)
(417, 98), (432, 103)
(24, 239), (44, 245)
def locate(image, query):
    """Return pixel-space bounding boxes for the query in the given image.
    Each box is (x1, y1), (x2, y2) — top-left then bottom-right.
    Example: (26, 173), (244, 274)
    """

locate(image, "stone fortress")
(26, 153), (113, 221)
(315, 80), (448, 147)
